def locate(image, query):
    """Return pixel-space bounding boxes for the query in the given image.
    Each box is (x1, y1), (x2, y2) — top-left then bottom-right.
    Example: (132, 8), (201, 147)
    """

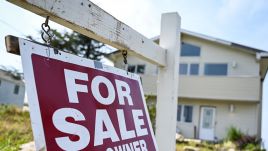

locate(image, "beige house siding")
(141, 75), (260, 102)
(181, 35), (259, 77)
(177, 99), (259, 140)
(112, 34), (261, 101)
(114, 34), (260, 77)
(110, 33), (263, 140)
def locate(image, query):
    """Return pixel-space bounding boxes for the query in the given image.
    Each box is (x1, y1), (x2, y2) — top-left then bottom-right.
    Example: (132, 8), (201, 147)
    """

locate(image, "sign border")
(19, 38), (158, 151)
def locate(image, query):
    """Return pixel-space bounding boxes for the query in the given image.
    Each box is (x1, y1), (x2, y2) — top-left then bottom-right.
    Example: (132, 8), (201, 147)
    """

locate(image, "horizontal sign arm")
(7, 0), (167, 66)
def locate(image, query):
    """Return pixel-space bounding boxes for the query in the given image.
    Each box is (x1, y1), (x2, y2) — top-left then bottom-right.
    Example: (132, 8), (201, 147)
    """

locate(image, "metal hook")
(41, 16), (57, 56)
(41, 23), (52, 43)
(122, 50), (128, 74)
(44, 16), (49, 27)
(122, 50), (128, 64)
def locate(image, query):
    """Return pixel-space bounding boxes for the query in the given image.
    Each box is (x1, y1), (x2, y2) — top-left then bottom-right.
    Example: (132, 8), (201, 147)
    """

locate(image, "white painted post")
(155, 13), (181, 151)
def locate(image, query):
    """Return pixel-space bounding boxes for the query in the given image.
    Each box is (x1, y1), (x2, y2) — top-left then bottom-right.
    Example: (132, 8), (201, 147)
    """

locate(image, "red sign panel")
(20, 39), (158, 151)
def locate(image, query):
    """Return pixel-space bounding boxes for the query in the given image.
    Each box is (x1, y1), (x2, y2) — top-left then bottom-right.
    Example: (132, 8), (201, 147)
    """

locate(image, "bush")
(226, 126), (263, 150)
(244, 143), (263, 151)
(226, 126), (243, 141)
(145, 97), (156, 132)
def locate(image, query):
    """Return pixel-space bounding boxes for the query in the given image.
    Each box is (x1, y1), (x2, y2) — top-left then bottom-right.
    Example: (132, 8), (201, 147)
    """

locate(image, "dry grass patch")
(0, 105), (33, 151)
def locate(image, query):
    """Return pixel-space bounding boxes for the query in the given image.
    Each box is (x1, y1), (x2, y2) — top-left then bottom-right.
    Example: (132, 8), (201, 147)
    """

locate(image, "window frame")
(137, 65), (145, 74)
(180, 42), (201, 57)
(179, 63), (188, 75)
(177, 105), (182, 121)
(127, 65), (136, 73)
(183, 105), (193, 123)
(127, 64), (146, 74)
(189, 63), (199, 75)
(204, 63), (228, 76)
(177, 104), (193, 123)
(179, 63), (199, 76)
(13, 84), (20, 95)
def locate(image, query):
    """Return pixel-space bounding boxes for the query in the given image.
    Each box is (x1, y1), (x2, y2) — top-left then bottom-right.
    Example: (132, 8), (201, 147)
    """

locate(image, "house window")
(179, 64), (188, 75)
(128, 64), (145, 74)
(137, 65), (145, 74)
(128, 65), (136, 73)
(14, 85), (20, 95)
(190, 64), (199, 75)
(180, 63), (199, 75)
(204, 63), (228, 76)
(177, 105), (193, 123)
(177, 105), (182, 121)
(0, 80), (1, 86)
(184, 105), (193, 123)
(181, 42), (200, 57)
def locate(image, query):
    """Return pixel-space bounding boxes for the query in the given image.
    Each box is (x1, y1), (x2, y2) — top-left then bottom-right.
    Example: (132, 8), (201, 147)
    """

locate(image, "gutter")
(256, 52), (268, 60)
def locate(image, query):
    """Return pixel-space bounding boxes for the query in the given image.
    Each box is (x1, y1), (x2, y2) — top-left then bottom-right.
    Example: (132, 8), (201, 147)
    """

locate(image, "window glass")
(179, 64), (188, 75)
(204, 63), (228, 75)
(202, 108), (213, 129)
(137, 65), (145, 74)
(127, 65), (136, 73)
(14, 85), (20, 95)
(0, 80), (1, 86)
(183, 105), (193, 123)
(190, 64), (199, 75)
(181, 42), (200, 56)
(177, 105), (181, 121)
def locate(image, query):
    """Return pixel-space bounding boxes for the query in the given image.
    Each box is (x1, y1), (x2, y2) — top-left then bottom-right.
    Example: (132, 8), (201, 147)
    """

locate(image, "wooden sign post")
(6, 0), (181, 150)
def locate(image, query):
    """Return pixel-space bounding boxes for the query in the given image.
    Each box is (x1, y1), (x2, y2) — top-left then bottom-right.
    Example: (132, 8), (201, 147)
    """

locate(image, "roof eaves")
(107, 29), (267, 55)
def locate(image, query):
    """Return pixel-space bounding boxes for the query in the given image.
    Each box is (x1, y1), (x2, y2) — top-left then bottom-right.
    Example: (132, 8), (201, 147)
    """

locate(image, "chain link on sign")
(122, 50), (128, 73)
(41, 16), (54, 45)
(41, 16), (57, 58)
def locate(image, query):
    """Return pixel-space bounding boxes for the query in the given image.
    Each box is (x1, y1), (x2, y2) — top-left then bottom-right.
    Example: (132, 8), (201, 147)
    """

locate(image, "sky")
(0, 0), (268, 72)
(0, 0), (268, 143)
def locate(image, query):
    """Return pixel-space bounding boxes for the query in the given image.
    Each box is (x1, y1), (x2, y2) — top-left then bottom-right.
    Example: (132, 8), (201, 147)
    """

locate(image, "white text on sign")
(51, 69), (149, 150)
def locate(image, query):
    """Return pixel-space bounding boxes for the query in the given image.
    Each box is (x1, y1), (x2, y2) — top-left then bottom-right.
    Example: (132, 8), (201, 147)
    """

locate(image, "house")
(0, 69), (25, 107)
(107, 29), (268, 141)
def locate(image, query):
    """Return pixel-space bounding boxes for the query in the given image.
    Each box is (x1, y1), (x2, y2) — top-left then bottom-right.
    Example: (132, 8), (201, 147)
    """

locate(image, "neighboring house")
(0, 69), (25, 107)
(108, 29), (268, 141)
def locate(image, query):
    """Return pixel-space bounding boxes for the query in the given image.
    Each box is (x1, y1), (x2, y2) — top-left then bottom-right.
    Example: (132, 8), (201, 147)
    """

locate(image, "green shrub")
(226, 126), (243, 141)
(226, 126), (263, 150)
(244, 143), (261, 150)
(145, 97), (156, 132)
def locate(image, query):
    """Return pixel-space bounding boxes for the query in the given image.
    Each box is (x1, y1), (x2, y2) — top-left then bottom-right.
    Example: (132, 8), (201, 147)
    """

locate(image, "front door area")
(199, 107), (216, 140)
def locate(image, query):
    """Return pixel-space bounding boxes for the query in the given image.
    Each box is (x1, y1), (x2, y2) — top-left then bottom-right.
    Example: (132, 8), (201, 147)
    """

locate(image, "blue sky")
(0, 0), (268, 144)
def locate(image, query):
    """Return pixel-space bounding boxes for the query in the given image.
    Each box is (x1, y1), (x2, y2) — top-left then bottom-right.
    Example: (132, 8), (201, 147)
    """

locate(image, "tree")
(28, 30), (105, 60)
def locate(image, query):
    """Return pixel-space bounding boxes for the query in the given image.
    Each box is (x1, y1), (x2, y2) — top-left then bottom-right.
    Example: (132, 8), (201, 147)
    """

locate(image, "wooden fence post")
(155, 12), (181, 151)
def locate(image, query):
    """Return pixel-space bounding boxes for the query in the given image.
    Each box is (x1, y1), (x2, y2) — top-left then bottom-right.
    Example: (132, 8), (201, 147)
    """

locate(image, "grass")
(0, 105), (33, 151)
(176, 141), (218, 151)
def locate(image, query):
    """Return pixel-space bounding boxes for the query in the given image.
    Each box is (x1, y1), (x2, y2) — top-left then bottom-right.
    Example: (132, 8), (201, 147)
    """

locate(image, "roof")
(0, 69), (24, 85)
(108, 29), (267, 56)
(151, 29), (266, 54)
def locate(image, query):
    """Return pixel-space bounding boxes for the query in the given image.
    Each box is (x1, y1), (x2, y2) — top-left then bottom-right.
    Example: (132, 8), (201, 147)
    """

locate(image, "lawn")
(0, 105), (33, 151)
(0, 105), (264, 151)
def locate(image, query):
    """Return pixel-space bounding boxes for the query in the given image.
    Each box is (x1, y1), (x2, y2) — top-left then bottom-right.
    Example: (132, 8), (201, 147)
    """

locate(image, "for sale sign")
(20, 39), (158, 151)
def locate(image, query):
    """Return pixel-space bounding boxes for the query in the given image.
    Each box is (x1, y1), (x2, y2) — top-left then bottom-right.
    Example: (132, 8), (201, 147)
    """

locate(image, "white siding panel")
(141, 75), (260, 101)
(177, 99), (258, 139)
(0, 79), (25, 107)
